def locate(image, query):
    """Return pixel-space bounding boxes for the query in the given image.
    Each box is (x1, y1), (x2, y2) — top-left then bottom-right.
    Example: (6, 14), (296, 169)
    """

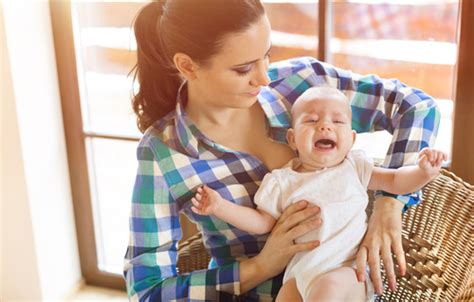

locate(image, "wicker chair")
(177, 169), (473, 301)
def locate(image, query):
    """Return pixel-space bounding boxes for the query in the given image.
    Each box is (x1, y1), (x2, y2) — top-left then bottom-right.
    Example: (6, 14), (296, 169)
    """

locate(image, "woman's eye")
(235, 66), (252, 76)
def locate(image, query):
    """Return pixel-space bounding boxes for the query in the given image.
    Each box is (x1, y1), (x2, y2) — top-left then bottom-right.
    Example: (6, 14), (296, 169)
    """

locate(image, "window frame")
(49, 0), (473, 290)
(50, 1), (128, 289)
(451, 0), (474, 183)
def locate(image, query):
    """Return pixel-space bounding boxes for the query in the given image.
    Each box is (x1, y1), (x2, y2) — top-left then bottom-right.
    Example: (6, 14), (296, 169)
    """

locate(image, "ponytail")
(131, 1), (182, 133)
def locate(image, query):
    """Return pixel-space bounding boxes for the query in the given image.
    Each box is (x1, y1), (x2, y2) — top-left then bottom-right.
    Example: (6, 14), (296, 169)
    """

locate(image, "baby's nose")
(318, 123), (332, 131)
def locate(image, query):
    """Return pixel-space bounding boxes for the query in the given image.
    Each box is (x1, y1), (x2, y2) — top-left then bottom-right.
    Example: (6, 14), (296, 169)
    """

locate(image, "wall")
(1, 2), (82, 300)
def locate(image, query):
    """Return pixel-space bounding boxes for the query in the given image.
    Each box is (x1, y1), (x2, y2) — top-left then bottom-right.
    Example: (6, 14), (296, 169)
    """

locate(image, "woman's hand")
(260, 200), (322, 277)
(239, 200), (322, 293)
(355, 196), (406, 295)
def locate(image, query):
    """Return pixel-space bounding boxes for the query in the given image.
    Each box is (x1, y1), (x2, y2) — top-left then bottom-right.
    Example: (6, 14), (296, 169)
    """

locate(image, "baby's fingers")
(418, 154), (429, 167)
(191, 197), (202, 209)
(419, 147), (431, 159)
(191, 206), (202, 215)
(434, 151), (448, 167)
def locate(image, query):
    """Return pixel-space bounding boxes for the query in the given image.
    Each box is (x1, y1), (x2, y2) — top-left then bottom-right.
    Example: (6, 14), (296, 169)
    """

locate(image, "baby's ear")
(351, 130), (357, 146)
(286, 128), (297, 151)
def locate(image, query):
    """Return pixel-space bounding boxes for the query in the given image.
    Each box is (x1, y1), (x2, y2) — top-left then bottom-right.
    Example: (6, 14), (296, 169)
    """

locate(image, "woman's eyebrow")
(232, 44), (272, 68)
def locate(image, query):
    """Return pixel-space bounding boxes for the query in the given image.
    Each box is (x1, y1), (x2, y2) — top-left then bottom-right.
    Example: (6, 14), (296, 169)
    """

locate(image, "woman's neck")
(185, 85), (255, 130)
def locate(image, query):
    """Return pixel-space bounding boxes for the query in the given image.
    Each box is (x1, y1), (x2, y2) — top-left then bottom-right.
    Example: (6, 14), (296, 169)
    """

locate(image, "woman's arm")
(124, 143), (241, 301)
(268, 56), (441, 209)
(310, 57), (440, 294)
(267, 56), (441, 294)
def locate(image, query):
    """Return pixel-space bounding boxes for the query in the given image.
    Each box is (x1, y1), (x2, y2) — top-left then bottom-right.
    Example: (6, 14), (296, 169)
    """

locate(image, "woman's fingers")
(289, 240), (320, 254)
(277, 200), (308, 222)
(287, 217), (322, 240)
(355, 245), (368, 282)
(367, 247), (383, 295)
(393, 235), (406, 277)
(382, 243), (396, 291)
(277, 202), (320, 233)
(257, 201), (322, 277)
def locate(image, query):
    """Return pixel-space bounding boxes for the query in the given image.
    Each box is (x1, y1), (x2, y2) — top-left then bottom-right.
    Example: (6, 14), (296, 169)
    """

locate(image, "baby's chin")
(304, 157), (345, 170)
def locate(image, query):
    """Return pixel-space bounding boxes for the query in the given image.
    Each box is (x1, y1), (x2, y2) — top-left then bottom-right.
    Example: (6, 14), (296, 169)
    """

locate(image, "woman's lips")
(246, 89), (261, 97)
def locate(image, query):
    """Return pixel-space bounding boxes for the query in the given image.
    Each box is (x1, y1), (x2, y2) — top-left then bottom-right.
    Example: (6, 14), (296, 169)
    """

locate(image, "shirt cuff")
(374, 190), (421, 213)
(216, 261), (241, 296)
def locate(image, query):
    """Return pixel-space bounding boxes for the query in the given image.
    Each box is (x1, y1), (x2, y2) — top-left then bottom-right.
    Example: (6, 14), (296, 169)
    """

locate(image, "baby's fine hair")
(291, 86), (350, 126)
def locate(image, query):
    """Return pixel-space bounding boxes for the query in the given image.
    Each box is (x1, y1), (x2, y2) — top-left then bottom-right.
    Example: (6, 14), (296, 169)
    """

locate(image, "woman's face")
(190, 15), (272, 109)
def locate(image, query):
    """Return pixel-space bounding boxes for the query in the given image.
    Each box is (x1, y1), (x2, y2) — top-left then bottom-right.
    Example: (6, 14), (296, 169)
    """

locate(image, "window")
(264, 0), (459, 159)
(50, 0), (472, 289)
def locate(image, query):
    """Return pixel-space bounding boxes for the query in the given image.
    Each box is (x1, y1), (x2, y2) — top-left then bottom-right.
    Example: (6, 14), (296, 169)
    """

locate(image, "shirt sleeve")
(268, 57), (441, 211)
(347, 150), (374, 189)
(254, 172), (283, 219)
(123, 141), (240, 301)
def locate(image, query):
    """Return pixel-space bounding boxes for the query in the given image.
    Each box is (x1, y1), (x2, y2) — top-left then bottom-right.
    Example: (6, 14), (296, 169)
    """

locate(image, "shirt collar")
(174, 82), (202, 158)
(257, 86), (291, 129)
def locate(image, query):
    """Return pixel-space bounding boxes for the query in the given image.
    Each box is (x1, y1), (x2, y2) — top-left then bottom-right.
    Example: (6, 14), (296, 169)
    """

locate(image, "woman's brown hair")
(131, 0), (265, 132)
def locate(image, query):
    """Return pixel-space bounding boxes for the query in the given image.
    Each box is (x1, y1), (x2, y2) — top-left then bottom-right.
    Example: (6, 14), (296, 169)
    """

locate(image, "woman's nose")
(250, 61), (270, 87)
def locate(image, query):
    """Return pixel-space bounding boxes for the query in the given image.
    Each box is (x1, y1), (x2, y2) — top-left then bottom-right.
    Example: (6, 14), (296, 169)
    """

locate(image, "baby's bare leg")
(306, 267), (366, 302)
(276, 278), (302, 302)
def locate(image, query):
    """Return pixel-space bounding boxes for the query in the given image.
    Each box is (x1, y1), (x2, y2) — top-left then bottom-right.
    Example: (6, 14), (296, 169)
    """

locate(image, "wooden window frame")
(49, 0), (473, 290)
(50, 1), (128, 289)
(451, 0), (474, 184)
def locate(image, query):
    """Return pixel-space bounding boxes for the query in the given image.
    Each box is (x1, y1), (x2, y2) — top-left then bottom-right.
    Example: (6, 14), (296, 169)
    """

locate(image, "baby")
(191, 87), (446, 301)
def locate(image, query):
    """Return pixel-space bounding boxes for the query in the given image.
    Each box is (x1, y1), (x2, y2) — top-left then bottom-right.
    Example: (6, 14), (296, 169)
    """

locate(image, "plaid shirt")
(124, 57), (440, 301)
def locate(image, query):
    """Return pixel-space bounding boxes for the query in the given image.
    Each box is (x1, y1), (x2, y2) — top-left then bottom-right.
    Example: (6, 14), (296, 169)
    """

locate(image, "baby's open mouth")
(314, 139), (336, 150)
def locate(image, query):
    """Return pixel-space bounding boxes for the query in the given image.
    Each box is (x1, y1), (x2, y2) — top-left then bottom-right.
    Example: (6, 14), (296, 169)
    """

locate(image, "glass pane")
(72, 2), (143, 137)
(87, 138), (138, 274)
(330, 0), (459, 160)
(263, 0), (319, 61)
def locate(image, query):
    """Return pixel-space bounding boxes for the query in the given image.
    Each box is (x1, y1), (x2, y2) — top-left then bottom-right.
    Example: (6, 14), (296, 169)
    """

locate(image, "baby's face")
(288, 96), (355, 170)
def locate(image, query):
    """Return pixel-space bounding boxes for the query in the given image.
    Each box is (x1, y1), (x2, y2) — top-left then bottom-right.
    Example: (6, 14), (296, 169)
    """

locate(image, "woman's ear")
(173, 53), (198, 80)
(286, 128), (297, 151)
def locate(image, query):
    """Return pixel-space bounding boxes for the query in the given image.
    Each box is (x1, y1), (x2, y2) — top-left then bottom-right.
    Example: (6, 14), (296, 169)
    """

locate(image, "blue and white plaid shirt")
(124, 57), (440, 301)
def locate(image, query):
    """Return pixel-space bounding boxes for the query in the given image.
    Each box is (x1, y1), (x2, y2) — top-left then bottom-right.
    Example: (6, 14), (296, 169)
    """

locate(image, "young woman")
(124, 1), (440, 300)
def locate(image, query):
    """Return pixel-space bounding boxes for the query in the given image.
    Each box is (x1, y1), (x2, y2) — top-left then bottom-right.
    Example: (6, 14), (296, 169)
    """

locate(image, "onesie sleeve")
(347, 150), (374, 189)
(254, 172), (283, 219)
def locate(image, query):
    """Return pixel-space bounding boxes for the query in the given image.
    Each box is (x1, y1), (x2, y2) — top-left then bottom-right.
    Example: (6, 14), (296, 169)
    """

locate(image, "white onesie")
(254, 150), (373, 300)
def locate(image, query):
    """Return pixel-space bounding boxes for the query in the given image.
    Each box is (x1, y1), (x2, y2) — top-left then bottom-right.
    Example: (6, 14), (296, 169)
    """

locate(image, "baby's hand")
(191, 186), (223, 216)
(418, 148), (448, 179)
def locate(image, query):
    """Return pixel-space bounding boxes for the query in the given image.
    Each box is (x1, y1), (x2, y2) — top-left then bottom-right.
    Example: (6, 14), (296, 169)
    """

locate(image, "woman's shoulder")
(268, 56), (315, 81)
(268, 56), (343, 82)
(139, 110), (178, 151)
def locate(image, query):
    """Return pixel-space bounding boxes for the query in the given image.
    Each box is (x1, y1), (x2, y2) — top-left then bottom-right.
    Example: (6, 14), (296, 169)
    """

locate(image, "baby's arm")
(191, 186), (276, 234)
(368, 148), (447, 194)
